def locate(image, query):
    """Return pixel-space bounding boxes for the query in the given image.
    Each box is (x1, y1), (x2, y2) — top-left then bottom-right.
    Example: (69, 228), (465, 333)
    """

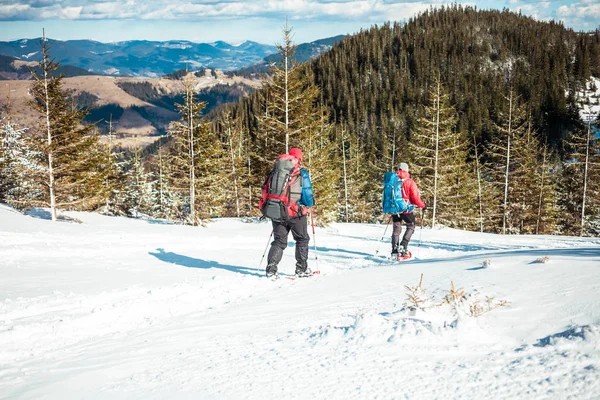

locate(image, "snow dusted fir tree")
(498, 111), (560, 234)
(218, 109), (249, 218)
(27, 32), (116, 219)
(559, 110), (600, 236)
(486, 88), (536, 234)
(409, 77), (478, 229)
(335, 121), (371, 223)
(115, 150), (153, 218)
(100, 116), (130, 217)
(255, 22), (337, 223)
(167, 72), (227, 225)
(472, 135), (499, 232)
(146, 141), (179, 220)
(533, 139), (560, 234)
(0, 115), (43, 206)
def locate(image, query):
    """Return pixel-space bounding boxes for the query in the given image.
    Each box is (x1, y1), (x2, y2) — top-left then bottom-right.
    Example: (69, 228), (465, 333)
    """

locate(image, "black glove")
(422, 205), (427, 212)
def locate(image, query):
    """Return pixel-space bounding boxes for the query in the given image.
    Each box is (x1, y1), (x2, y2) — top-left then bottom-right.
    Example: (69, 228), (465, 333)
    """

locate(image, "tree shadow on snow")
(466, 266), (487, 271)
(287, 241), (373, 259)
(149, 248), (263, 277)
(533, 325), (594, 348)
(24, 208), (82, 223)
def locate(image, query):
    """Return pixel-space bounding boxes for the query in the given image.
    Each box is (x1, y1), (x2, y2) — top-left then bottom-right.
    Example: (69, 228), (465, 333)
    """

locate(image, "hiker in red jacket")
(392, 162), (426, 258)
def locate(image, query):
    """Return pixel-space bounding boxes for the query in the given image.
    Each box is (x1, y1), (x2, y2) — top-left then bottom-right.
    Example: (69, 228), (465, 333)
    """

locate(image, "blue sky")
(0, 0), (598, 44)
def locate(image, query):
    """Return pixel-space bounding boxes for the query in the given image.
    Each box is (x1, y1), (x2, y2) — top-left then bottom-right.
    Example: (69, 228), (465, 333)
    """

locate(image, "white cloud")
(0, 4), (30, 19)
(0, 0), (597, 33)
(60, 6), (82, 19)
(0, 0), (471, 21)
(556, 2), (600, 31)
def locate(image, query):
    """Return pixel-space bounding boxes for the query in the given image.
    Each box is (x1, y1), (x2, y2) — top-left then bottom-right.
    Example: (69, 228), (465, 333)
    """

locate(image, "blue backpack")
(382, 171), (410, 214)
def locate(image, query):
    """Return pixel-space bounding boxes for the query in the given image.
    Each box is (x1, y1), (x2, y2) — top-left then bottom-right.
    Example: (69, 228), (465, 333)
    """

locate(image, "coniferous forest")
(1, 6), (600, 236)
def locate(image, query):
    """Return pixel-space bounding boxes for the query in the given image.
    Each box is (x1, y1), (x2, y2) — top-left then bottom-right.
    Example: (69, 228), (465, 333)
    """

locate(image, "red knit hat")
(289, 147), (303, 162)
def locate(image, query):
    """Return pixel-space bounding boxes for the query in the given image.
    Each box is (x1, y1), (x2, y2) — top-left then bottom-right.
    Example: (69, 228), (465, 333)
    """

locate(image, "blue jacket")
(298, 169), (314, 208)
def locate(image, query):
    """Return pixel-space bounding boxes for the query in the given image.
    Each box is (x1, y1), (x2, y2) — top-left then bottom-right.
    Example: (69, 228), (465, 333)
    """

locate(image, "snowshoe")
(295, 268), (313, 278)
(286, 270), (320, 280)
(266, 270), (279, 280)
(394, 250), (413, 261)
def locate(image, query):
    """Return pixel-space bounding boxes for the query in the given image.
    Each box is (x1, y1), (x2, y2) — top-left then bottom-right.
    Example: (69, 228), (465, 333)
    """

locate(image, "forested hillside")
(212, 6), (600, 235)
(2, 6), (599, 236)
(229, 6), (599, 147)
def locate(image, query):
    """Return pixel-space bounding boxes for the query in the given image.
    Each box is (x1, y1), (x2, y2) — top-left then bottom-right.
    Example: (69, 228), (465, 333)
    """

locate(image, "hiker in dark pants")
(267, 216), (311, 277)
(260, 147), (314, 278)
(392, 162), (426, 257)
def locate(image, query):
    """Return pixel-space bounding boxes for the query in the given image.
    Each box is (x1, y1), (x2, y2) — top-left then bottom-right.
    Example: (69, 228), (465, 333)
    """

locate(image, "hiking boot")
(266, 271), (279, 279)
(399, 246), (409, 257)
(391, 246), (399, 256)
(266, 264), (278, 278)
(295, 268), (313, 278)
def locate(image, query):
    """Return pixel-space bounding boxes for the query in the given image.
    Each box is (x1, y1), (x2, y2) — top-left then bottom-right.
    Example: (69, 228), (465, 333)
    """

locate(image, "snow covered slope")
(1, 205), (599, 399)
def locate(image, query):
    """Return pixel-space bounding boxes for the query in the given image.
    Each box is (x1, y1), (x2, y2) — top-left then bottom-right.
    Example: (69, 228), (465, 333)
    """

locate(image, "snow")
(573, 76), (600, 123)
(159, 43), (192, 50)
(21, 52), (38, 59)
(1, 204), (599, 399)
(103, 67), (120, 75)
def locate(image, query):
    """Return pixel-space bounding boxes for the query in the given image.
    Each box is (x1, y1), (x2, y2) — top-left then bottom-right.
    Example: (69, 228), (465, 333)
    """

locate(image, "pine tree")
(335, 123), (372, 222)
(168, 72), (227, 224)
(409, 77), (476, 229)
(0, 118), (43, 206)
(486, 89), (529, 233)
(100, 115), (126, 216)
(146, 142), (178, 220)
(507, 119), (558, 233)
(533, 142), (560, 234)
(219, 109), (249, 217)
(560, 113), (600, 236)
(255, 22), (337, 223)
(27, 32), (116, 218)
(118, 150), (151, 218)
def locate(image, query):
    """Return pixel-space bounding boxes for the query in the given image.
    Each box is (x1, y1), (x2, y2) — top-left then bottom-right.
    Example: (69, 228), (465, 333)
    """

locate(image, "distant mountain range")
(0, 35), (346, 78)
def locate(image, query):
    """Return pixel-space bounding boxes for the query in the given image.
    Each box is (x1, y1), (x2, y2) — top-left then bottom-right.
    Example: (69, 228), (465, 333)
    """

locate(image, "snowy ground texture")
(1, 204), (600, 400)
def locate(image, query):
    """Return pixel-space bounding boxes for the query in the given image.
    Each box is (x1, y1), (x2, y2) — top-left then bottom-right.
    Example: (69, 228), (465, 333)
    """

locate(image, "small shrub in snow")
(404, 273), (432, 312)
(442, 281), (508, 318)
(535, 256), (550, 263)
(443, 281), (466, 305)
(469, 296), (509, 317)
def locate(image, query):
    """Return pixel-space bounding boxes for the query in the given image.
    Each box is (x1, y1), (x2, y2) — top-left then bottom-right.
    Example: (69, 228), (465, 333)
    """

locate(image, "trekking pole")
(417, 209), (425, 257)
(258, 230), (274, 271)
(310, 212), (319, 270)
(374, 215), (392, 257)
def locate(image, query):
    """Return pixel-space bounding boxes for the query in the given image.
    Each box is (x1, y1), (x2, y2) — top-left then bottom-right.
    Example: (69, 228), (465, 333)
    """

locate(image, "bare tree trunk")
(158, 141), (165, 217)
(187, 82), (196, 226)
(391, 125), (396, 170)
(284, 19), (290, 153)
(432, 79), (440, 228)
(536, 143), (548, 234)
(341, 127), (349, 223)
(104, 114), (113, 212)
(42, 29), (57, 221)
(474, 134), (484, 232)
(581, 116), (591, 236)
(227, 125), (241, 217)
(502, 90), (513, 235)
(247, 138), (252, 215)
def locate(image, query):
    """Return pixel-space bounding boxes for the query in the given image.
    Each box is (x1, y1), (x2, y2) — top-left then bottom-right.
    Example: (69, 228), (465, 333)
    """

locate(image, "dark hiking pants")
(391, 212), (416, 250)
(266, 215), (310, 274)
